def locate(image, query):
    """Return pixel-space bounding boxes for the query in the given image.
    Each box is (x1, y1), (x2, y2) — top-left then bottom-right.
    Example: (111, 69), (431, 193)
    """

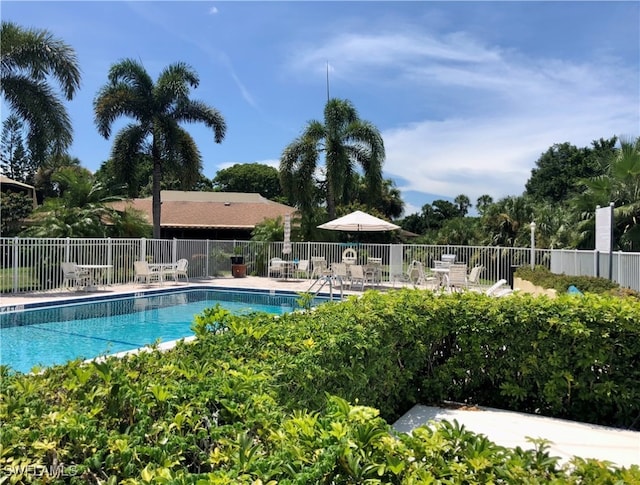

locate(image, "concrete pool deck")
(2, 277), (638, 469)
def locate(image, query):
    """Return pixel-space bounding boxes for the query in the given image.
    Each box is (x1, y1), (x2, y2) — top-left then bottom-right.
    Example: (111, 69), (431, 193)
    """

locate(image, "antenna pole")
(326, 61), (330, 102)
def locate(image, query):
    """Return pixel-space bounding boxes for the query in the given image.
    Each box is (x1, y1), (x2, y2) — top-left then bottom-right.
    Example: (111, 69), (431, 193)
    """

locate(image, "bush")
(515, 265), (620, 294)
(2, 291), (639, 483)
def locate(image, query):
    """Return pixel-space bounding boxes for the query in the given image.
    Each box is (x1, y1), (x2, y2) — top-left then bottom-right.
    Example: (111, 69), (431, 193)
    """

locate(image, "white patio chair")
(268, 257), (284, 279)
(485, 279), (514, 297)
(365, 257), (383, 285)
(134, 261), (161, 285)
(164, 259), (189, 283)
(295, 260), (310, 279)
(311, 257), (329, 279)
(447, 264), (468, 292)
(349, 264), (366, 291)
(467, 265), (484, 291)
(60, 262), (93, 291)
(331, 262), (350, 287)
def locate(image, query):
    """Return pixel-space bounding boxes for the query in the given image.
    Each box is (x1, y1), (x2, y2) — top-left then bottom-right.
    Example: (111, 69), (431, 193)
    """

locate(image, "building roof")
(0, 175), (36, 191)
(0, 175), (38, 208)
(110, 191), (296, 229)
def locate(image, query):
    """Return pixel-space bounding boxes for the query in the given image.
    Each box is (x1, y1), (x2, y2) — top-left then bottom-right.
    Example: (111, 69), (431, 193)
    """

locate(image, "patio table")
(76, 264), (113, 290)
(431, 267), (449, 290)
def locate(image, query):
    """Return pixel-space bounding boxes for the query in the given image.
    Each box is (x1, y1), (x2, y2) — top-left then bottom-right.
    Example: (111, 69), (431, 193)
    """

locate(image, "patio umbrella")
(317, 210), (400, 232)
(282, 214), (292, 255)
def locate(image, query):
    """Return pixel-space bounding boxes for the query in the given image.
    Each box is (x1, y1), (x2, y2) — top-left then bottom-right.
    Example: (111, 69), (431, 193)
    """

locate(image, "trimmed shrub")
(2, 290), (639, 483)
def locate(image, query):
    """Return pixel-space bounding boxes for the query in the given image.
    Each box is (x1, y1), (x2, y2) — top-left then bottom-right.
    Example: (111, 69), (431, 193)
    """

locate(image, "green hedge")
(2, 291), (639, 483)
(514, 265), (621, 294)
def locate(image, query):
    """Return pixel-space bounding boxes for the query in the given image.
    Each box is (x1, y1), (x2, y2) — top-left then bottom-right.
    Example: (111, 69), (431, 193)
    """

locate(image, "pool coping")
(0, 284), (341, 314)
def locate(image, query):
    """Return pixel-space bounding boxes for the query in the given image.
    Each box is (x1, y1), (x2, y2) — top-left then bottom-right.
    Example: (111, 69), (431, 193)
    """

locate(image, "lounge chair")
(485, 279), (513, 297)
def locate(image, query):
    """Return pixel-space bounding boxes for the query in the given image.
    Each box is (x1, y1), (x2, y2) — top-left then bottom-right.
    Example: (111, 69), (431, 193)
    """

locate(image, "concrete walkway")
(394, 404), (640, 468)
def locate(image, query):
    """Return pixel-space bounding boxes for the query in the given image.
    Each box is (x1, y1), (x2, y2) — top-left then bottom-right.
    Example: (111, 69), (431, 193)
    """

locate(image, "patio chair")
(447, 263), (468, 292)
(485, 279), (513, 297)
(60, 262), (93, 291)
(164, 259), (189, 283)
(342, 247), (357, 265)
(467, 265), (484, 291)
(349, 264), (366, 291)
(331, 262), (350, 287)
(295, 260), (310, 279)
(365, 257), (383, 285)
(311, 257), (329, 279)
(405, 260), (434, 287)
(134, 261), (161, 285)
(268, 257), (284, 279)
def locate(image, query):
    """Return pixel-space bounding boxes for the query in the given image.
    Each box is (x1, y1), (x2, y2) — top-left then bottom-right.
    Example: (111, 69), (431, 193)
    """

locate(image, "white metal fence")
(1, 237), (639, 294)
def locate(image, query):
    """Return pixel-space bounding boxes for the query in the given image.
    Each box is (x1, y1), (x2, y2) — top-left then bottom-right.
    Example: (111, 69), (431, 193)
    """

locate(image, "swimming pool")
(0, 287), (326, 373)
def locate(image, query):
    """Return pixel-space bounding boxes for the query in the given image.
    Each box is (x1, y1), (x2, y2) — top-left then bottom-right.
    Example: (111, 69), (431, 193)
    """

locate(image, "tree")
(572, 137), (640, 251)
(94, 59), (226, 238)
(0, 191), (34, 236)
(1, 115), (36, 184)
(33, 153), (82, 201)
(525, 140), (613, 203)
(475, 194), (493, 216)
(212, 163), (283, 200)
(280, 98), (385, 220)
(454, 194), (471, 217)
(480, 195), (535, 247)
(22, 168), (151, 237)
(0, 21), (81, 166)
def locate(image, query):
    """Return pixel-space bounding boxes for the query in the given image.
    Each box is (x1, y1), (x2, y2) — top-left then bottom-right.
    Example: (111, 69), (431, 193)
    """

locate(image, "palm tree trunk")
(152, 142), (162, 239)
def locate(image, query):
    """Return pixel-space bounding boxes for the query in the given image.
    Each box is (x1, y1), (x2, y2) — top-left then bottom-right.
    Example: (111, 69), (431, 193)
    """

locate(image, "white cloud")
(209, 6), (218, 15)
(287, 29), (638, 204)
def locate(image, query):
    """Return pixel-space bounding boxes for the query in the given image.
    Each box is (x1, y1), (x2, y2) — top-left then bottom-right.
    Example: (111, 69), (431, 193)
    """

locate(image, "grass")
(0, 267), (39, 292)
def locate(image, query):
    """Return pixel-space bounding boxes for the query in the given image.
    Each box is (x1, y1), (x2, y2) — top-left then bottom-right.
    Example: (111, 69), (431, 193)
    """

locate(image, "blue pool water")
(0, 288), (319, 373)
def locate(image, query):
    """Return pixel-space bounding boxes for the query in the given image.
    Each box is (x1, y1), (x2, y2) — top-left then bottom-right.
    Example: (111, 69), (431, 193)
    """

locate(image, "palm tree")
(572, 137), (640, 250)
(22, 167), (151, 238)
(93, 59), (226, 238)
(280, 98), (385, 220)
(0, 21), (81, 166)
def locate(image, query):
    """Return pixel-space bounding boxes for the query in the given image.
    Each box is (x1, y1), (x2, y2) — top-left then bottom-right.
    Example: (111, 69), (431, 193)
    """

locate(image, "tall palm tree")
(280, 98), (385, 220)
(93, 59), (226, 238)
(572, 137), (640, 250)
(0, 21), (81, 165)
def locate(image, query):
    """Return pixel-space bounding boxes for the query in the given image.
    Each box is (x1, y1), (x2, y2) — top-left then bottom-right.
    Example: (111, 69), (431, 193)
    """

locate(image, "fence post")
(140, 238), (146, 263)
(172, 238), (178, 264)
(65, 237), (70, 263)
(12, 237), (19, 293)
(206, 240), (210, 278)
(107, 238), (113, 286)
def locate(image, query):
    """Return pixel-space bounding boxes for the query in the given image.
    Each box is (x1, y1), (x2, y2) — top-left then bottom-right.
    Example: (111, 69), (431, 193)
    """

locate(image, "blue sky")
(3, 1), (639, 216)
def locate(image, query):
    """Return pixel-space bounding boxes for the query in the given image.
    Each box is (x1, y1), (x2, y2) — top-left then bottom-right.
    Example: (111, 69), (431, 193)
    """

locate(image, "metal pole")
(530, 222), (536, 269)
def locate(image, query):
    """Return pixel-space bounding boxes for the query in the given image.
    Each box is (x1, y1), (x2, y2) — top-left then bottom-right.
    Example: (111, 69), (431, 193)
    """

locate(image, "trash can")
(508, 265), (519, 289)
